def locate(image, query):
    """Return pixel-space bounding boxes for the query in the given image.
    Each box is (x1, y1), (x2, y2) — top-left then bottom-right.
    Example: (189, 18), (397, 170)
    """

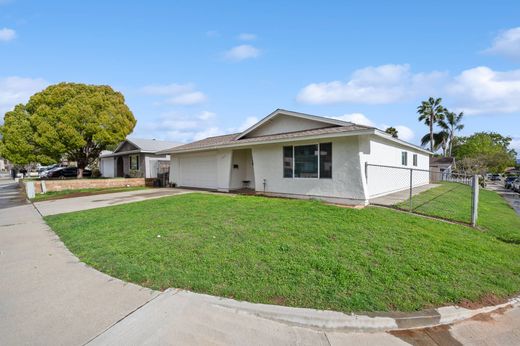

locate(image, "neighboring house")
(100, 138), (181, 178)
(430, 157), (455, 181)
(159, 109), (431, 205)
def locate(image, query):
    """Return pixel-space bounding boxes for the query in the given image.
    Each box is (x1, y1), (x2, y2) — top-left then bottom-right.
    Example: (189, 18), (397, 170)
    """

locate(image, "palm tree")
(421, 131), (449, 156)
(385, 127), (398, 138)
(417, 97), (445, 152)
(437, 111), (464, 157)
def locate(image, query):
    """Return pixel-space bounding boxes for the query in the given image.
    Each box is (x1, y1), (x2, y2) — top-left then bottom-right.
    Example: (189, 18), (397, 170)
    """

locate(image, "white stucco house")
(158, 109), (431, 206)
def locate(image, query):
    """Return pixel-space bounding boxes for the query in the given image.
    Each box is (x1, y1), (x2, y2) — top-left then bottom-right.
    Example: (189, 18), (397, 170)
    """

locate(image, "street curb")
(181, 290), (520, 332)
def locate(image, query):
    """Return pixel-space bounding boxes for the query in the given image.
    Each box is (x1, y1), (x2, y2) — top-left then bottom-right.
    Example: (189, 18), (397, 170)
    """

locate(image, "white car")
(513, 179), (520, 192)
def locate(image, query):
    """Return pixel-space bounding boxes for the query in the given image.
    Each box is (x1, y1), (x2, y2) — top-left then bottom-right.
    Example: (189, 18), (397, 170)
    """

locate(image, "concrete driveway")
(34, 187), (191, 216)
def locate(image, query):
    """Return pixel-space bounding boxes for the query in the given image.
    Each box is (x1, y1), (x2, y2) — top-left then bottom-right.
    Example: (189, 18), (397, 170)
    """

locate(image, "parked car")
(513, 179), (520, 193)
(505, 176), (518, 189)
(44, 167), (92, 179)
(490, 174), (501, 181)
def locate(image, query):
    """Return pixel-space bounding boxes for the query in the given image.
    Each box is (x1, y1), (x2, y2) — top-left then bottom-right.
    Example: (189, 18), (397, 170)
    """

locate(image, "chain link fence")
(366, 163), (478, 226)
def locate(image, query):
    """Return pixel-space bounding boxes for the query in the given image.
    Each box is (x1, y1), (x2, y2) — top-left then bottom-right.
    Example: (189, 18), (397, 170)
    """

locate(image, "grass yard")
(45, 193), (520, 313)
(32, 186), (148, 202)
(396, 182), (520, 244)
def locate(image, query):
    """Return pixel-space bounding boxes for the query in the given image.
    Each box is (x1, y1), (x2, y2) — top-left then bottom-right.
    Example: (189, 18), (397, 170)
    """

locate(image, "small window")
(319, 143), (332, 179)
(129, 154), (139, 171)
(283, 146), (293, 178)
(295, 144), (318, 178)
(413, 154), (418, 166)
(401, 151), (408, 166)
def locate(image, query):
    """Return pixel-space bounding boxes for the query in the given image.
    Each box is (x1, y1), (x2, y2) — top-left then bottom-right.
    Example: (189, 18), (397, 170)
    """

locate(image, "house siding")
(251, 136), (367, 204)
(362, 135), (430, 198)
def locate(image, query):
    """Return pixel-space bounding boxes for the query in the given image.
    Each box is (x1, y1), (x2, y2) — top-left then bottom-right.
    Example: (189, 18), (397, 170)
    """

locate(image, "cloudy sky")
(1, 1), (519, 155)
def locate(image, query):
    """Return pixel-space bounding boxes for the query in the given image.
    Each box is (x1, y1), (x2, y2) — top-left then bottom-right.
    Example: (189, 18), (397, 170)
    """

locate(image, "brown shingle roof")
(168, 124), (373, 153)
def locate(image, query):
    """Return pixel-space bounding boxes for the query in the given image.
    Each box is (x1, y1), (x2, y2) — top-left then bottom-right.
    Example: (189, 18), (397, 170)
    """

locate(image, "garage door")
(178, 153), (218, 189)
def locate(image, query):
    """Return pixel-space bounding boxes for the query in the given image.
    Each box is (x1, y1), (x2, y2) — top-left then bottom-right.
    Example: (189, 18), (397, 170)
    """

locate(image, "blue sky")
(1, 1), (519, 154)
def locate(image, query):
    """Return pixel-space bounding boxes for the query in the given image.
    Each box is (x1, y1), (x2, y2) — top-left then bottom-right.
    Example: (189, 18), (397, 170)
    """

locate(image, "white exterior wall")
(251, 136), (367, 204)
(170, 150), (233, 191)
(100, 157), (115, 178)
(362, 136), (430, 198)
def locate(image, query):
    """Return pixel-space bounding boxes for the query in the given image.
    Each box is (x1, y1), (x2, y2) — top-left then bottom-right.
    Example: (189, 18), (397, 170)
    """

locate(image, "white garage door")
(178, 153), (218, 189)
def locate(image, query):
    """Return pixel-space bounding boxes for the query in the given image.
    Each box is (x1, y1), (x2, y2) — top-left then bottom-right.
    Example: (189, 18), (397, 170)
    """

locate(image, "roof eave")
(165, 129), (377, 154)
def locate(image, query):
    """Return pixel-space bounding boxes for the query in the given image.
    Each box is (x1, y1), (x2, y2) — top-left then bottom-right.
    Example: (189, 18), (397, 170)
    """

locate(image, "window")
(129, 154), (139, 170)
(401, 151), (408, 166)
(283, 143), (332, 179)
(295, 144), (318, 178)
(319, 142), (332, 179)
(413, 154), (418, 166)
(283, 146), (293, 178)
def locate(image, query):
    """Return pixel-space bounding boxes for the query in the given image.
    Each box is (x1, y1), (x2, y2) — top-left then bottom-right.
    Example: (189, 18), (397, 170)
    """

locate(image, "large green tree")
(0, 83), (136, 177)
(452, 132), (517, 173)
(417, 97), (445, 152)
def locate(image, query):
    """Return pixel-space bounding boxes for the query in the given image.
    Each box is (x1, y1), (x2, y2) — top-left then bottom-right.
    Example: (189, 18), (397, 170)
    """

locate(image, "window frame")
(283, 143), (332, 179)
(412, 153), (418, 167)
(129, 154), (140, 171)
(401, 151), (408, 166)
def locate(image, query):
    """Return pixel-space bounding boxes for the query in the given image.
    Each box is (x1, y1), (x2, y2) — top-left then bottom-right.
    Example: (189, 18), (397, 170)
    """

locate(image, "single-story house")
(158, 109), (431, 206)
(429, 157), (455, 181)
(100, 138), (181, 178)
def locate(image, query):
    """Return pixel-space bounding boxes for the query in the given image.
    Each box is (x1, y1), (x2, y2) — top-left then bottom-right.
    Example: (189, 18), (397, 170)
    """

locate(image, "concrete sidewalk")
(0, 180), (159, 345)
(34, 187), (191, 216)
(370, 184), (439, 206)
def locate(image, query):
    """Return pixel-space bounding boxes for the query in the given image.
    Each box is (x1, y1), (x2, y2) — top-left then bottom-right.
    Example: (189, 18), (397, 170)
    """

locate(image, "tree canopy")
(0, 83), (136, 176)
(385, 127), (398, 138)
(452, 132), (517, 173)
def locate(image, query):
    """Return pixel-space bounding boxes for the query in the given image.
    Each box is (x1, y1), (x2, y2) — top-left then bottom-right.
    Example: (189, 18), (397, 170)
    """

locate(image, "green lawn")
(396, 182), (520, 244)
(45, 193), (520, 313)
(32, 186), (148, 202)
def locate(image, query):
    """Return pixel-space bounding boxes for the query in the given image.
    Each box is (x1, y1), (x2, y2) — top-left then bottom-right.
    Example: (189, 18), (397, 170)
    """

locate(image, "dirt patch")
(269, 296), (287, 306)
(390, 325), (462, 346)
(468, 305), (512, 322)
(458, 293), (508, 310)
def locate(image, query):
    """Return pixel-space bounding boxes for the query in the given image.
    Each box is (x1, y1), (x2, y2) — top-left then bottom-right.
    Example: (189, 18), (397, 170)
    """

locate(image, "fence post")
(471, 174), (479, 227)
(409, 168), (413, 212)
(365, 161), (368, 183)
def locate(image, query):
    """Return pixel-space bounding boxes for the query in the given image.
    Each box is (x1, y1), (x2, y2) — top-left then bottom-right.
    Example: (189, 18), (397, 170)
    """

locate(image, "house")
(158, 109), (431, 206)
(99, 138), (181, 178)
(429, 157), (455, 181)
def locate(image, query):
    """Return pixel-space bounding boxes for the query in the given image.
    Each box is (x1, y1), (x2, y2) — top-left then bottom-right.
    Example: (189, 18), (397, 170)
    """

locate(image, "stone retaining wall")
(28, 178), (145, 193)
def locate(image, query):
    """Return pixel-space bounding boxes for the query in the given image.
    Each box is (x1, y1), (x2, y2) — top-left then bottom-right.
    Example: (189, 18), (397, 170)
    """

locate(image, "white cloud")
(141, 83), (207, 105)
(223, 44), (260, 62)
(238, 33), (256, 41)
(298, 63), (520, 115)
(332, 112), (375, 126)
(235, 116), (258, 131)
(336, 112), (415, 142)
(0, 28), (16, 42)
(197, 111), (216, 120)
(166, 91), (207, 105)
(394, 125), (415, 142)
(193, 127), (223, 141)
(484, 27), (520, 60)
(0, 76), (48, 115)
(297, 64), (446, 104)
(446, 66), (520, 115)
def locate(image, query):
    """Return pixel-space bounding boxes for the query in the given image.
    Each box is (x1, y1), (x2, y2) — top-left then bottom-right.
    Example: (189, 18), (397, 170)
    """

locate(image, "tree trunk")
(429, 115), (434, 152)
